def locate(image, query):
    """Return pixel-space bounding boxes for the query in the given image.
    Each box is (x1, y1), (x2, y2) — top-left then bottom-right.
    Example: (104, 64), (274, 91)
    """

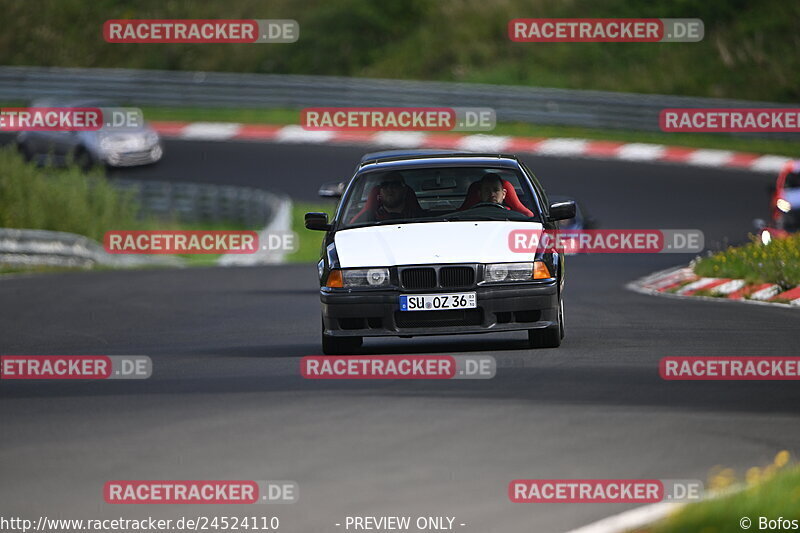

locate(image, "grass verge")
(641, 454), (798, 533)
(0, 146), (258, 270)
(140, 106), (800, 158)
(693, 233), (800, 289)
(0, 145), (143, 241)
(286, 201), (337, 263)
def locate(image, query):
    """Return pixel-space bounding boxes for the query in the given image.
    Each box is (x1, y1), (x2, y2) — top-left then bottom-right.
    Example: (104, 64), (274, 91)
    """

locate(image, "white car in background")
(15, 98), (163, 169)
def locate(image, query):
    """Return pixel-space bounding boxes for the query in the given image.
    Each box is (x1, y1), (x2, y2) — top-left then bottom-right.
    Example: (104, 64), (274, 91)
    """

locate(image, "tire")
(528, 297), (563, 349)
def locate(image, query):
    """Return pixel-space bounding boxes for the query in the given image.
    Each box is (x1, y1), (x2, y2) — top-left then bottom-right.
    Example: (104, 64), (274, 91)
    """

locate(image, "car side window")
(521, 162), (548, 216)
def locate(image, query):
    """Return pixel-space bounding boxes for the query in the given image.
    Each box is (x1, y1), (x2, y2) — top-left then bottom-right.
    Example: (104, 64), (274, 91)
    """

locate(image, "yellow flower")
(709, 467), (736, 490)
(775, 450), (791, 468)
(745, 466), (761, 485)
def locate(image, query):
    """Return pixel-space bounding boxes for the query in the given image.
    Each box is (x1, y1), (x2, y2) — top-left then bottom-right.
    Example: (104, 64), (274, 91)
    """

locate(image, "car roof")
(358, 151), (521, 171)
(360, 149), (471, 164)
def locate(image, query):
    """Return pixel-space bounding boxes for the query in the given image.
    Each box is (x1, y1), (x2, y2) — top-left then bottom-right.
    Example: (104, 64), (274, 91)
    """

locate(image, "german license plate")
(399, 292), (476, 311)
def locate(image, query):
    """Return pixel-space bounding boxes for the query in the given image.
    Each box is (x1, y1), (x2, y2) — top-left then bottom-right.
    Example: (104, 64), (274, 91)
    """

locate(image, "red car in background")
(756, 160), (800, 244)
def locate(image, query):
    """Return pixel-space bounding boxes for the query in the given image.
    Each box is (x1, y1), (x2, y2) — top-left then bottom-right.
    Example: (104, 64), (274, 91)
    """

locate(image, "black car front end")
(320, 260), (561, 338)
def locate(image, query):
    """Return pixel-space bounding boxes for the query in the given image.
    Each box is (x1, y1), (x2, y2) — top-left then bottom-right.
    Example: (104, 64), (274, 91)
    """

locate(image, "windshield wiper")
(370, 216), (453, 226)
(371, 218), (416, 226)
(443, 215), (501, 221)
(344, 217), (453, 229)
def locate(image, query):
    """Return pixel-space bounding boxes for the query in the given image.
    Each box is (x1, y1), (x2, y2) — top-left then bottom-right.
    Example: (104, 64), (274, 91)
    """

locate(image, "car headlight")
(777, 198), (792, 213)
(484, 261), (551, 282)
(145, 131), (160, 146)
(337, 268), (391, 288)
(99, 136), (113, 151)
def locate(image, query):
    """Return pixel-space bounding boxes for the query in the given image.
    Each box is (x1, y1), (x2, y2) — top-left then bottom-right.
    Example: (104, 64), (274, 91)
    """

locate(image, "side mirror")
(548, 201), (576, 222)
(318, 181), (346, 198)
(305, 212), (331, 231)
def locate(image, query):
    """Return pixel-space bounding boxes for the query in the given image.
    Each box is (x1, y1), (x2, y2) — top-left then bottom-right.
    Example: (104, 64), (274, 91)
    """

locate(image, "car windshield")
(339, 166), (540, 229)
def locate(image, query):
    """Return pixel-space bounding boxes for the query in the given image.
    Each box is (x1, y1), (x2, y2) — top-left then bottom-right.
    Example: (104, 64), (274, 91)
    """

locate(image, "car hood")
(334, 221), (543, 268)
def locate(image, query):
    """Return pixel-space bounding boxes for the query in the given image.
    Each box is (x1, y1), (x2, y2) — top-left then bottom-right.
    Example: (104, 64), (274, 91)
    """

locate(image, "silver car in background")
(15, 99), (163, 169)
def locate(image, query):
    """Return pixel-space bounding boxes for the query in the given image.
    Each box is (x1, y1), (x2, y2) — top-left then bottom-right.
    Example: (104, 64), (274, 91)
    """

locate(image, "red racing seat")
(348, 185), (423, 224)
(458, 179), (534, 217)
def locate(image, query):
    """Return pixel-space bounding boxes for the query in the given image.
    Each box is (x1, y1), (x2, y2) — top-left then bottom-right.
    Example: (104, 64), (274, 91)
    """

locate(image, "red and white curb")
(151, 121), (791, 174)
(627, 265), (800, 308)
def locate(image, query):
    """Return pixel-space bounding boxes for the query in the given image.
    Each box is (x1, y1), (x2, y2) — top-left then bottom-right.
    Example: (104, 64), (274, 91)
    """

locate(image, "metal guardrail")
(0, 66), (797, 138)
(0, 228), (181, 268)
(112, 179), (278, 228)
(0, 180), (288, 268)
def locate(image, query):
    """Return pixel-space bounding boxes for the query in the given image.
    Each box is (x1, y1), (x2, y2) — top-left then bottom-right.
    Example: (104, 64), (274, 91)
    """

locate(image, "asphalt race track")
(2, 138), (799, 532)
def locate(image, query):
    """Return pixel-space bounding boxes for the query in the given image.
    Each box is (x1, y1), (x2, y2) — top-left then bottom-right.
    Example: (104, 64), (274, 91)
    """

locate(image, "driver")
(479, 173), (508, 205)
(458, 172), (531, 221)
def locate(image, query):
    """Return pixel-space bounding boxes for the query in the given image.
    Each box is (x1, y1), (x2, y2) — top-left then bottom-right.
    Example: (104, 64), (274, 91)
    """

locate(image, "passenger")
(368, 171), (423, 221)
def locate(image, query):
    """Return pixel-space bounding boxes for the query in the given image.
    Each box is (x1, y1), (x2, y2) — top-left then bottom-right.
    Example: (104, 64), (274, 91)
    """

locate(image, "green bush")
(1, 0), (798, 101)
(0, 145), (143, 241)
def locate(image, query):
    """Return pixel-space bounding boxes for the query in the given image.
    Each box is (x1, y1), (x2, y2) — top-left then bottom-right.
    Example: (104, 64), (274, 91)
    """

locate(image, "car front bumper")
(321, 281), (559, 337)
(102, 145), (163, 167)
